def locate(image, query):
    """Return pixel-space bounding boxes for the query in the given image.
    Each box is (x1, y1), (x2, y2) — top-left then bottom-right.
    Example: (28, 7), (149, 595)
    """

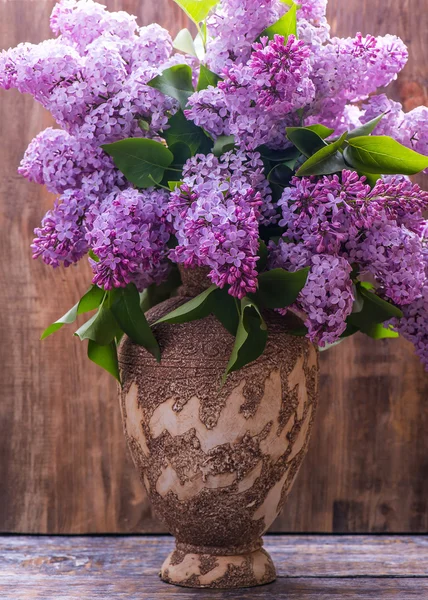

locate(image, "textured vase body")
(119, 282), (319, 589)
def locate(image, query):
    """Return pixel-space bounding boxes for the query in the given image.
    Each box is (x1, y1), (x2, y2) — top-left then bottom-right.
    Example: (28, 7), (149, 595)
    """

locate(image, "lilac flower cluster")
(308, 33), (408, 129)
(87, 188), (171, 291)
(32, 189), (92, 268)
(205, 0), (285, 73)
(186, 34), (314, 149)
(0, 0), (179, 142)
(0, 0), (182, 276)
(270, 171), (428, 347)
(269, 241), (355, 345)
(168, 153), (267, 298)
(18, 128), (124, 196)
(390, 282), (428, 369)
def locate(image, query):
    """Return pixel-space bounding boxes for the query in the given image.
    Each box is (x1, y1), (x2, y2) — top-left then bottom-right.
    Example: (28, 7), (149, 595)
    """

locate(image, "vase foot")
(160, 546), (276, 589)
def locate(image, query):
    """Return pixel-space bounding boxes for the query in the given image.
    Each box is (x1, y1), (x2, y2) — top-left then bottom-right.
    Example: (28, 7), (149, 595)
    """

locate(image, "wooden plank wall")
(0, 0), (427, 534)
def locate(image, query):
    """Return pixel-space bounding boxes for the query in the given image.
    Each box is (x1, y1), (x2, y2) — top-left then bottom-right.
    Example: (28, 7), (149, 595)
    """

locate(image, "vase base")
(160, 547), (276, 589)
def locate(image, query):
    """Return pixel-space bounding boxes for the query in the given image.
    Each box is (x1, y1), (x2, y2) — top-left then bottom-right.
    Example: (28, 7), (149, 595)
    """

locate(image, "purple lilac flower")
(368, 177), (428, 235)
(391, 286), (428, 370)
(50, 0), (137, 52)
(297, 0), (330, 47)
(168, 153), (266, 298)
(87, 188), (171, 291)
(185, 86), (231, 139)
(205, 0), (285, 73)
(309, 33), (408, 129)
(248, 35), (314, 113)
(181, 150), (275, 224)
(71, 64), (179, 144)
(278, 171), (371, 253)
(346, 220), (425, 306)
(270, 241), (354, 346)
(31, 189), (92, 267)
(0, 39), (82, 105)
(18, 127), (124, 196)
(188, 34), (314, 149)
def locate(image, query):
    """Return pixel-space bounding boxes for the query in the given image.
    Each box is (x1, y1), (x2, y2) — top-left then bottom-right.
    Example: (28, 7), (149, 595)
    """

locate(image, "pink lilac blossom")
(269, 241), (354, 346)
(87, 188), (171, 291)
(391, 286), (428, 370)
(31, 189), (92, 267)
(277, 171), (371, 253)
(18, 127), (124, 195)
(346, 221), (425, 306)
(168, 153), (265, 298)
(187, 34), (314, 149)
(205, 0), (284, 73)
(368, 176), (428, 235)
(297, 0), (330, 47)
(308, 34), (408, 129)
(276, 172), (427, 307)
(50, 0), (137, 51)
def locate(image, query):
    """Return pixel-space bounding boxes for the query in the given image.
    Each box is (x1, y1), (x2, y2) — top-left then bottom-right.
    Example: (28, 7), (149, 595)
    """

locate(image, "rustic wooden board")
(1, 536), (428, 599)
(0, 0), (427, 535)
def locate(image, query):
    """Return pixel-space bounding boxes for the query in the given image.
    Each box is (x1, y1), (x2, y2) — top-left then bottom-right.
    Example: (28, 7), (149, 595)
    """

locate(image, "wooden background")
(0, 0), (427, 534)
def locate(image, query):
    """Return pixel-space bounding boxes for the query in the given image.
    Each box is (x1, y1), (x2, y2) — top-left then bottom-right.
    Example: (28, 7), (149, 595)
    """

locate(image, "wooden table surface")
(1, 535), (427, 599)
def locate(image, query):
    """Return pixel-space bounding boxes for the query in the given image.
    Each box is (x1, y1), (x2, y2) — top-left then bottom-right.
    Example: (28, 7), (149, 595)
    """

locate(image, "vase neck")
(178, 266), (212, 297)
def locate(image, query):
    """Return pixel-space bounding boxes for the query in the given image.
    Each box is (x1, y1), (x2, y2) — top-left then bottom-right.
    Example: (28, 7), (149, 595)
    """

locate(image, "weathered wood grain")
(1, 536), (428, 599)
(0, 0), (427, 535)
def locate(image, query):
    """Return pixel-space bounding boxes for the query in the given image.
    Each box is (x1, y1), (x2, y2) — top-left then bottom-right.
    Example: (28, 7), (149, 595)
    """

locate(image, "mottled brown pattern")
(118, 276), (319, 587)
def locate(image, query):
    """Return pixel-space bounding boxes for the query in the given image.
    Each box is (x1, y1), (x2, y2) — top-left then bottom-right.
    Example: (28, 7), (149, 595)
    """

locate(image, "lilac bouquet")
(2, 0), (428, 381)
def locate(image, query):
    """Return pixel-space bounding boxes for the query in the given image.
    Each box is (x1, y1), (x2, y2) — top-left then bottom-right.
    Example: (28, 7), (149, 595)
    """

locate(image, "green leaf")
(347, 285), (403, 338)
(359, 287), (403, 319)
(88, 340), (121, 383)
(138, 119), (150, 132)
(169, 141), (192, 166)
(89, 250), (99, 263)
(304, 124), (335, 139)
(197, 64), (221, 91)
(360, 172), (382, 188)
(286, 126), (327, 157)
(213, 135), (236, 157)
(102, 138), (173, 188)
(261, 2), (297, 39)
(267, 163), (293, 186)
(74, 301), (122, 346)
(155, 285), (217, 324)
(258, 145), (300, 164)
(111, 284), (161, 361)
(173, 28), (198, 56)
(347, 113), (386, 139)
(296, 132), (348, 176)
(41, 286), (105, 339)
(344, 135), (428, 175)
(147, 64), (194, 110)
(255, 268), (309, 309)
(212, 289), (240, 336)
(164, 110), (213, 156)
(224, 298), (268, 378)
(363, 323), (399, 340)
(172, 0), (219, 25)
(168, 180), (182, 191)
